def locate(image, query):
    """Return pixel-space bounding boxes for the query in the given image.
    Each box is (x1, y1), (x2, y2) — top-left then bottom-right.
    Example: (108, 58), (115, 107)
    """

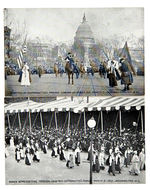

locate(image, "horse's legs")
(68, 73), (70, 84)
(72, 73), (74, 85)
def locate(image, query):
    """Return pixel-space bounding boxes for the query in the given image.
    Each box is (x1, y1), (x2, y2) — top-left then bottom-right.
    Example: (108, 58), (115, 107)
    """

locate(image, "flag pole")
(67, 111), (70, 135)
(100, 110), (104, 133)
(28, 97), (32, 132)
(7, 114), (11, 130)
(119, 110), (122, 135)
(18, 112), (21, 131)
(54, 111), (58, 130)
(141, 110), (144, 134)
(84, 110), (86, 135)
(40, 111), (44, 132)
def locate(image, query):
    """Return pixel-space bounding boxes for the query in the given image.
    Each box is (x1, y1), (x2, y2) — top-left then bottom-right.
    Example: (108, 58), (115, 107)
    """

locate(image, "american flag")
(17, 44), (27, 68)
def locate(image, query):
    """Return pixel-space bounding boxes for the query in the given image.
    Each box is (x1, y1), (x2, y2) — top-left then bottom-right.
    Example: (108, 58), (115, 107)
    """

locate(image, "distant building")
(74, 14), (95, 67)
(4, 26), (11, 60)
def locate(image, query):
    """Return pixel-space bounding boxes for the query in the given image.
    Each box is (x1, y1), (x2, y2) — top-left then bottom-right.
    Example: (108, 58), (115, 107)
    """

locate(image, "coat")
(129, 154), (140, 174)
(21, 64), (31, 86)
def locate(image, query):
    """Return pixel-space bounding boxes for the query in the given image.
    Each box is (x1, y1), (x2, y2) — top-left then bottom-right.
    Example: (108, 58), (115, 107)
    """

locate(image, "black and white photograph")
(4, 96), (145, 184)
(4, 8), (144, 97)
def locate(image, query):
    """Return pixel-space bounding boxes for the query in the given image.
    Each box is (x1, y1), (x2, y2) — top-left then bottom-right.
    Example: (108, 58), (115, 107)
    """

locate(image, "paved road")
(5, 74), (145, 97)
(5, 147), (145, 185)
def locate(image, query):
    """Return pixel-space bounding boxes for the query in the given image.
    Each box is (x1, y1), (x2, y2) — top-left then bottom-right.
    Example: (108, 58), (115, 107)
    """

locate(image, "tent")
(5, 96), (144, 114)
(4, 96), (144, 135)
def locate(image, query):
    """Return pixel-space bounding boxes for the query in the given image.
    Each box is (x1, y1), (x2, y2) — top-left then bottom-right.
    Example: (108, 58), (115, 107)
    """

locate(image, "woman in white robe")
(99, 147), (105, 170)
(139, 148), (145, 170)
(129, 151), (140, 175)
(21, 63), (31, 86)
(10, 136), (15, 151)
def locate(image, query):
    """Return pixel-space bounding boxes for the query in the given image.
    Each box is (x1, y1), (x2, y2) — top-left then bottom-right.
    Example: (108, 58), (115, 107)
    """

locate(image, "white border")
(0, 1), (150, 190)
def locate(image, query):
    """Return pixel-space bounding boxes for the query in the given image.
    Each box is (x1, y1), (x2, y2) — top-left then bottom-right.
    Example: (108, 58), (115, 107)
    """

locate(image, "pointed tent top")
(82, 13), (86, 23)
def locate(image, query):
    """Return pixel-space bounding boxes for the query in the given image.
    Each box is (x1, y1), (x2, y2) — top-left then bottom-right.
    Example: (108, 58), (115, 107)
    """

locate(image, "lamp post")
(87, 117), (96, 184)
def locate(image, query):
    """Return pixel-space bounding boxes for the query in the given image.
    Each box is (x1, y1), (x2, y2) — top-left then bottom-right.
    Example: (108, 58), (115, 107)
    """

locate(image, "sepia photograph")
(4, 96), (145, 184)
(4, 8), (144, 97)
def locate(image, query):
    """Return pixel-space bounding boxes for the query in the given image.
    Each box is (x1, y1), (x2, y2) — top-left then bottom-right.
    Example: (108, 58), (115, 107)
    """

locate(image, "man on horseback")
(65, 52), (79, 79)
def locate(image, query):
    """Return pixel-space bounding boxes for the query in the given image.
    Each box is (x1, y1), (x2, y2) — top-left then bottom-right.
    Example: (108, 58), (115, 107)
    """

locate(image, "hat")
(119, 58), (125, 62)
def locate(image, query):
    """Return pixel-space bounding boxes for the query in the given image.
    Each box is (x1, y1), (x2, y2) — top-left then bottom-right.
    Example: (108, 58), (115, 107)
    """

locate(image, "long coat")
(119, 60), (133, 85)
(21, 64), (31, 86)
(129, 154), (140, 174)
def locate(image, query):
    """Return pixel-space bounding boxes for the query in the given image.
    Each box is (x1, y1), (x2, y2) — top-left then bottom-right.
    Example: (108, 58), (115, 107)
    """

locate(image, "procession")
(4, 10), (144, 97)
(5, 116), (145, 184)
(4, 96), (145, 184)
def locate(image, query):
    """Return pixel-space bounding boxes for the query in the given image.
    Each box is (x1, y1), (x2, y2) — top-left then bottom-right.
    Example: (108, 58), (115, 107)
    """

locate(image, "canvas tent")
(5, 96), (144, 135)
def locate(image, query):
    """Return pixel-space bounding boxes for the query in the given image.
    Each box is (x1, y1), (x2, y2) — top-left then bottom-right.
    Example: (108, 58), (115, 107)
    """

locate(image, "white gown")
(21, 64), (31, 86)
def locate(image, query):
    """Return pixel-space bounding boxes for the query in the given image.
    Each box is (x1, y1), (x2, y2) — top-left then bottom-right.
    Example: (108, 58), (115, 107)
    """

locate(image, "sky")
(5, 8), (144, 44)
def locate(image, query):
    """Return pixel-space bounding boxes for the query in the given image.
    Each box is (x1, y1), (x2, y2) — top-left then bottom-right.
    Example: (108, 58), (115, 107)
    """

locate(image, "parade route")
(5, 147), (145, 185)
(5, 74), (144, 97)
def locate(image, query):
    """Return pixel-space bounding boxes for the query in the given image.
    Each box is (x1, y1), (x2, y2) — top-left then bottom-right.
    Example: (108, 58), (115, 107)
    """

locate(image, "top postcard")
(4, 8), (144, 97)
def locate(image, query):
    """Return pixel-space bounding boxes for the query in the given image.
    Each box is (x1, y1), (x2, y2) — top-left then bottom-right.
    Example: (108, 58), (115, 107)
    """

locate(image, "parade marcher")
(107, 60), (120, 87)
(25, 146), (31, 166)
(57, 144), (61, 155)
(5, 143), (9, 158)
(38, 65), (42, 78)
(51, 143), (58, 158)
(124, 147), (130, 167)
(87, 144), (95, 161)
(75, 146), (81, 166)
(139, 148), (145, 171)
(33, 147), (40, 162)
(115, 151), (121, 173)
(129, 151), (140, 175)
(21, 62), (31, 86)
(129, 146), (134, 163)
(99, 147), (105, 170)
(95, 151), (100, 173)
(119, 57), (135, 91)
(10, 136), (15, 150)
(15, 145), (21, 163)
(43, 140), (48, 154)
(59, 143), (66, 161)
(108, 150), (115, 176)
(66, 148), (74, 169)
(19, 143), (24, 159)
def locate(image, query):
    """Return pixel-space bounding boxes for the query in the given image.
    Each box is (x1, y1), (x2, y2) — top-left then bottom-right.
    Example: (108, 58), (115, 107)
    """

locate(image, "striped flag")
(17, 44), (27, 68)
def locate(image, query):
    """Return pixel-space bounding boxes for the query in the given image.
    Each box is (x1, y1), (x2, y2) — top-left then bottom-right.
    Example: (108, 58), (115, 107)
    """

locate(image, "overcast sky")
(5, 8), (144, 43)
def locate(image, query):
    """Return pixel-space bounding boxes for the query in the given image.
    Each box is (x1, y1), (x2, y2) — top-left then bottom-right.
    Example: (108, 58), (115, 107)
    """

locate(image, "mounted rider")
(65, 52), (79, 73)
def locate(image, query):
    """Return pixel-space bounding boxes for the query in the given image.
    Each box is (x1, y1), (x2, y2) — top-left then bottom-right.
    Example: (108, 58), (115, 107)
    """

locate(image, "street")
(5, 73), (145, 97)
(5, 147), (145, 185)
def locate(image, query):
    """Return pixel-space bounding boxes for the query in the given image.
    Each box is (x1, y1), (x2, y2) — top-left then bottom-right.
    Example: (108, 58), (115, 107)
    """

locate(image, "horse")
(79, 64), (86, 78)
(54, 63), (65, 77)
(65, 61), (79, 85)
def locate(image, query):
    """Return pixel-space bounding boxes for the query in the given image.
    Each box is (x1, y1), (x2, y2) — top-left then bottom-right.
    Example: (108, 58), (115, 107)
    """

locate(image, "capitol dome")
(74, 14), (95, 45)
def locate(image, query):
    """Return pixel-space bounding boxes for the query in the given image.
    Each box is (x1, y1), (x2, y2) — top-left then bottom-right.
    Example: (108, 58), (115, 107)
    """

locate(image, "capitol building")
(74, 14), (95, 67)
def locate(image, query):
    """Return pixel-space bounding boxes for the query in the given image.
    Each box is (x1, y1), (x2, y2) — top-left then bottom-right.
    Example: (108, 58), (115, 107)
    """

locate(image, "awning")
(4, 96), (144, 114)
